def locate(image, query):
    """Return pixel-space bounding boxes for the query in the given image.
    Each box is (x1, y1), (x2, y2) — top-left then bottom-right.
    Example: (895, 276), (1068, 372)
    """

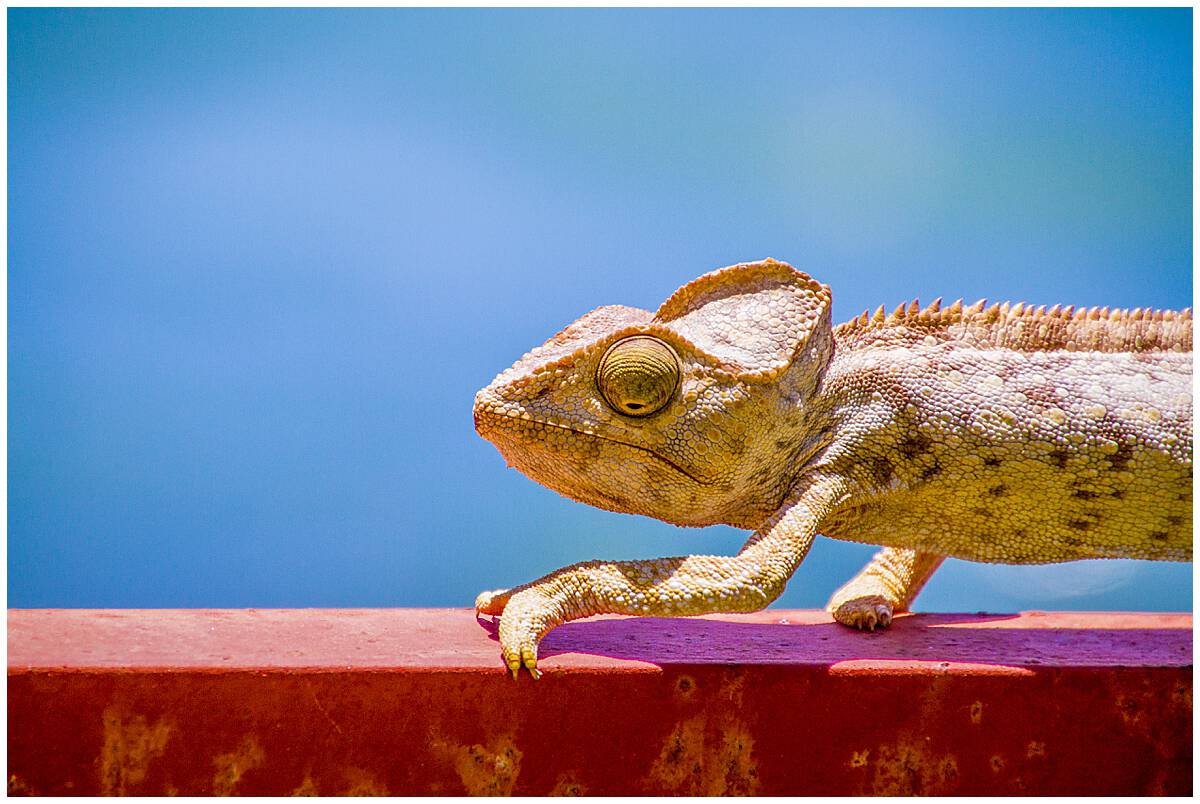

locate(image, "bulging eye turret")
(596, 335), (680, 417)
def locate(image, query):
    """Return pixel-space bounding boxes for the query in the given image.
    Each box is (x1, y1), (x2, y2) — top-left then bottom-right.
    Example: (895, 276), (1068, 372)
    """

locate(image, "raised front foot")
(475, 588), (542, 679)
(476, 586), (561, 680)
(828, 595), (893, 631)
(495, 589), (563, 680)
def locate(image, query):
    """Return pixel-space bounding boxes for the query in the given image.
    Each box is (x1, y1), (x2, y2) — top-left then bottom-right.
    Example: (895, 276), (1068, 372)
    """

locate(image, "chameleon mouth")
(473, 402), (712, 486)
(533, 419), (713, 486)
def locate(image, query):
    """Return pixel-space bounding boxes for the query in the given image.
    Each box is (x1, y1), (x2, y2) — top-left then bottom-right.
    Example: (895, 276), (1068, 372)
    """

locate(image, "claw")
(522, 647), (541, 680)
(506, 655), (522, 680)
(502, 647), (542, 680)
(831, 597), (895, 632)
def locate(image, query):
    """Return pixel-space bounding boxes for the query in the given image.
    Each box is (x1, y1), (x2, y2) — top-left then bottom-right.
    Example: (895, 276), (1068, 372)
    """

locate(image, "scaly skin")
(473, 259), (1192, 678)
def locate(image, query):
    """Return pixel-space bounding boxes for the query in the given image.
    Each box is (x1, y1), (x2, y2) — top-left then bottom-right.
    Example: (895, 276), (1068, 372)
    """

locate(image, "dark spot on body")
(1110, 489), (1125, 500)
(1108, 442), (1134, 471)
(919, 461), (943, 480)
(1068, 519), (1094, 531)
(1048, 450), (1069, 469)
(983, 456), (1002, 467)
(1150, 531), (1170, 542)
(1166, 515), (1183, 527)
(869, 457), (894, 484)
(774, 439), (791, 451)
(1063, 536), (1083, 547)
(899, 433), (933, 458)
(988, 484), (1007, 497)
(603, 490), (632, 508)
(1072, 489), (1100, 500)
(971, 506), (993, 519)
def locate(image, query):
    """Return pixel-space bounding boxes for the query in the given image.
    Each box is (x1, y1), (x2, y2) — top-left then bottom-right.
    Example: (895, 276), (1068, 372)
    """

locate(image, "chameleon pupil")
(597, 336), (680, 417)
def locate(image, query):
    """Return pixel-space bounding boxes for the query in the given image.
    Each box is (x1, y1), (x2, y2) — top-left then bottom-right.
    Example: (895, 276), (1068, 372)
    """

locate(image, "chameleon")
(472, 258), (1192, 679)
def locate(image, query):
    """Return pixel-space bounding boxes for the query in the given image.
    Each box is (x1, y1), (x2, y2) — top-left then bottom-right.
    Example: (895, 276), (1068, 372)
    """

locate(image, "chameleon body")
(473, 259), (1192, 678)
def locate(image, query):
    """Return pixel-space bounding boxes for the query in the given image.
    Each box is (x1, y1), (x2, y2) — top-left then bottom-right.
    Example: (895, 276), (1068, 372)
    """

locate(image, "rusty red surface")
(8, 609), (1192, 795)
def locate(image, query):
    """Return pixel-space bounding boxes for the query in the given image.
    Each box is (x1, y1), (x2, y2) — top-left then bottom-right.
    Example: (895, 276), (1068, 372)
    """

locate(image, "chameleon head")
(473, 259), (834, 528)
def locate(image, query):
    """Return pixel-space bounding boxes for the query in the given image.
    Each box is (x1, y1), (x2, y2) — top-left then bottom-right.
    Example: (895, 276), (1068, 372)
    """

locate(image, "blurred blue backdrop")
(9, 9), (1192, 611)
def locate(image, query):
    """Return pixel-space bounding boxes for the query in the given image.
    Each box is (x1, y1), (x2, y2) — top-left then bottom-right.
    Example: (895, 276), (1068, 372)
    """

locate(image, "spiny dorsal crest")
(836, 296), (1192, 353)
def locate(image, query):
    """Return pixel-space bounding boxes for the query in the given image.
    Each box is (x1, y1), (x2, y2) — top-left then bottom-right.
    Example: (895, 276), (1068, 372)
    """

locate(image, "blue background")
(9, 9), (1192, 611)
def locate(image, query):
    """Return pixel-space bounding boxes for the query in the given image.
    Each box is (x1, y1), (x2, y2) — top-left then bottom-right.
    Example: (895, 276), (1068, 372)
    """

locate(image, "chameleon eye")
(597, 335), (680, 418)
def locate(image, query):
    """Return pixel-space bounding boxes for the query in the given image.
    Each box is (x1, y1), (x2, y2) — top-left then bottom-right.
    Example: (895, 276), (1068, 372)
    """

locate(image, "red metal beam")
(8, 609), (1192, 795)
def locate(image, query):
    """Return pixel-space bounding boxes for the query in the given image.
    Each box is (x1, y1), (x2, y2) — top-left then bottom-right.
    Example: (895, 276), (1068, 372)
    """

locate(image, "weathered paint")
(8, 609), (1192, 795)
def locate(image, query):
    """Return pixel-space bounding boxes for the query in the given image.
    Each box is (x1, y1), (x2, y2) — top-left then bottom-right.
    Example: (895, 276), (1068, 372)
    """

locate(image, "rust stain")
(291, 773), (320, 796)
(868, 740), (959, 795)
(342, 767), (388, 796)
(1169, 680), (1191, 709)
(99, 706), (174, 795)
(548, 772), (587, 796)
(848, 750), (870, 768)
(644, 673), (761, 795)
(8, 774), (37, 796)
(430, 733), (523, 796)
(211, 735), (265, 796)
(1106, 676), (1191, 795)
(969, 700), (984, 724)
(1025, 741), (1045, 759)
(1115, 692), (1147, 729)
(864, 680), (963, 795)
(940, 755), (959, 784)
(857, 673), (966, 795)
(647, 714), (705, 791)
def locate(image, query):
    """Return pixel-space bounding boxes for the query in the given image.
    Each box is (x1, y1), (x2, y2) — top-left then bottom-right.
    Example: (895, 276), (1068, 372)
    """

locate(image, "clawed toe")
(503, 645), (541, 680)
(831, 597), (895, 632)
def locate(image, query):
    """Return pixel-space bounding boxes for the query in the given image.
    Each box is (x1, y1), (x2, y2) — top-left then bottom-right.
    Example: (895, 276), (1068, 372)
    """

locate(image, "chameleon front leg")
(825, 546), (945, 631)
(478, 476), (847, 679)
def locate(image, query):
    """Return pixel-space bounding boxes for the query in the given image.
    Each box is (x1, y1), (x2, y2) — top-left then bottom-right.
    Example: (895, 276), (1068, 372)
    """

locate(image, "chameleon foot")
(475, 588), (541, 678)
(496, 588), (559, 680)
(830, 596), (893, 631)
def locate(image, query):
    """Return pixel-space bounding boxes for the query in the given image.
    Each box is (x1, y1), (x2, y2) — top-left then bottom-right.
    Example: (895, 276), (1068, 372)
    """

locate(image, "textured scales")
(473, 258), (1192, 678)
